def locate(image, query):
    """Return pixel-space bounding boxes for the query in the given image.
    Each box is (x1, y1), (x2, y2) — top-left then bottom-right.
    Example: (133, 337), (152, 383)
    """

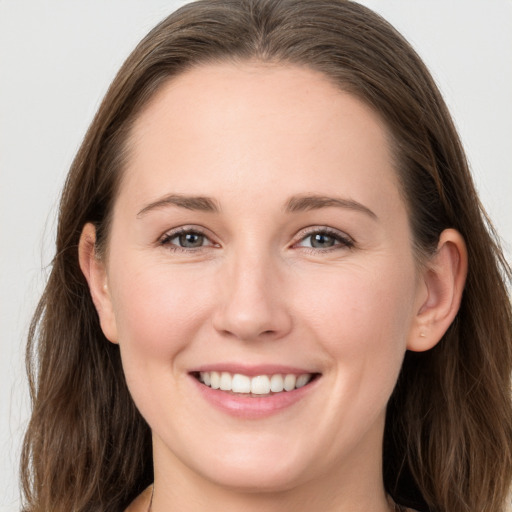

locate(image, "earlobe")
(407, 229), (468, 352)
(78, 223), (119, 344)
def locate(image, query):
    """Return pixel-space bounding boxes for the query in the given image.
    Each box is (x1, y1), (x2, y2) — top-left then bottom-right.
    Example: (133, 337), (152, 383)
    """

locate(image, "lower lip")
(191, 375), (319, 419)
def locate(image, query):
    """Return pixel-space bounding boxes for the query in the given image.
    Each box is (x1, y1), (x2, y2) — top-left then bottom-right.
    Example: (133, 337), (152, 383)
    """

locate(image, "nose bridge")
(213, 239), (291, 341)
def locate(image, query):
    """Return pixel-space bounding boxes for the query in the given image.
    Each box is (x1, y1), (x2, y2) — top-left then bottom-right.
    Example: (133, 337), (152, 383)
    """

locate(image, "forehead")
(120, 62), (402, 221)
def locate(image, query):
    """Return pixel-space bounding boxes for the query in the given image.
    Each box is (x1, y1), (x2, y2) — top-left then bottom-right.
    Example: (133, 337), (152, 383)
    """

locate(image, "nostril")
(211, 293), (293, 341)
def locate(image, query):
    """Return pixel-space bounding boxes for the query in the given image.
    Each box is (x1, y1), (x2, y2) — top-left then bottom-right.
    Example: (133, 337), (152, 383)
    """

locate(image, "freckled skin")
(96, 63), (427, 511)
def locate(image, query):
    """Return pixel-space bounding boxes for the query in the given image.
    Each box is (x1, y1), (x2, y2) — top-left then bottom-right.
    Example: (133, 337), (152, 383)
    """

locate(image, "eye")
(174, 232), (206, 248)
(159, 227), (216, 251)
(295, 228), (354, 250)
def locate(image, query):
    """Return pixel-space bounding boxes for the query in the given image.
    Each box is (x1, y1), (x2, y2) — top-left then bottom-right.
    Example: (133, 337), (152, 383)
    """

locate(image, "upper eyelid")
(293, 225), (354, 243)
(160, 225), (210, 238)
(159, 225), (217, 245)
(157, 224), (353, 247)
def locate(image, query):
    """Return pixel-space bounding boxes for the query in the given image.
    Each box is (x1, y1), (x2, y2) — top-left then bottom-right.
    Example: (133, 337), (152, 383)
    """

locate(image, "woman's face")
(96, 63), (427, 495)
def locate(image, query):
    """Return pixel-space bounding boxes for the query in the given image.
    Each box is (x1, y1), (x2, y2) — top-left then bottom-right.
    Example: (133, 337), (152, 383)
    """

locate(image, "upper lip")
(190, 363), (319, 377)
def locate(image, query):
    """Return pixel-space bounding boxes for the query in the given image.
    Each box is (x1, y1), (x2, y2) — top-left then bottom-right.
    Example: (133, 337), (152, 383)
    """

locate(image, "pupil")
(179, 233), (203, 247)
(311, 233), (333, 248)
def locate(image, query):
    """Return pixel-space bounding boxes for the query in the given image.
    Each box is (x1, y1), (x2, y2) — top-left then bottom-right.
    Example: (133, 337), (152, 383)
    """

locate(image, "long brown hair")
(21, 1), (512, 511)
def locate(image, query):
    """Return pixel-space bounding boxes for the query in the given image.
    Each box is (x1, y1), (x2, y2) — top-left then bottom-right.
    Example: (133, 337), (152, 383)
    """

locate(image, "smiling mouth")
(192, 371), (320, 397)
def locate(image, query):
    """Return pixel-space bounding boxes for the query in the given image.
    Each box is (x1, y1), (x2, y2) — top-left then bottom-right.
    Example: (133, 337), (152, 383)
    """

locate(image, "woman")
(20, 1), (512, 511)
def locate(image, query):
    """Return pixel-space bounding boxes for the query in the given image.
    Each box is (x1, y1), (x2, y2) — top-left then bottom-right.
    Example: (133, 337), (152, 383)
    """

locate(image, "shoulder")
(124, 485), (153, 512)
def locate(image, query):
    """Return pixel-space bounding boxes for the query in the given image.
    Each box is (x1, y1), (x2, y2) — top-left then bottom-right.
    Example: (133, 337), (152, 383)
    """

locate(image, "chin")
(183, 438), (314, 494)
(200, 461), (307, 494)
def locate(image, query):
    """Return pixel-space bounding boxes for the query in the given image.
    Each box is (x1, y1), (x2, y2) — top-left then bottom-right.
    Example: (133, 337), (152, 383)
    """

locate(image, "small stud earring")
(420, 331), (426, 338)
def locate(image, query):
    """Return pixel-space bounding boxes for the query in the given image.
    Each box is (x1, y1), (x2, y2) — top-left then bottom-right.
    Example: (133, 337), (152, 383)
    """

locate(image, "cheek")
(298, 260), (417, 386)
(107, 259), (219, 423)
(306, 261), (414, 329)
(108, 260), (213, 370)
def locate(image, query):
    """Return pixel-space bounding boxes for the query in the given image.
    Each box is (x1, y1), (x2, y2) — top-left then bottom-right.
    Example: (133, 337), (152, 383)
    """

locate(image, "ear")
(78, 223), (118, 344)
(407, 228), (468, 352)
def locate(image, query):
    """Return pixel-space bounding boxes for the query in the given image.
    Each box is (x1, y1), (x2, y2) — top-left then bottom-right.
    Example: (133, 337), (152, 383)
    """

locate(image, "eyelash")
(158, 226), (354, 253)
(159, 226), (215, 252)
(293, 227), (354, 252)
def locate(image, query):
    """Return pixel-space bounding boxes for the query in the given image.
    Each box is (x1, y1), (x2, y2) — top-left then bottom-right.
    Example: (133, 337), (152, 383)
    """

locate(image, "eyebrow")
(136, 192), (376, 219)
(285, 194), (377, 219)
(137, 194), (220, 217)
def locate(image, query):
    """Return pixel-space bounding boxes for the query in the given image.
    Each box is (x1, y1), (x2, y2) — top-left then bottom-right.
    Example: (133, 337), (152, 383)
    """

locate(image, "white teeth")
(284, 374), (296, 391)
(200, 372), (211, 386)
(232, 373), (251, 393)
(210, 371), (220, 389)
(296, 374), (310, 388)
(270, 374), (284, 392)
(197, 371), (314, 394)
(251, 375), (270, 394)
(220, 372), (232, 391)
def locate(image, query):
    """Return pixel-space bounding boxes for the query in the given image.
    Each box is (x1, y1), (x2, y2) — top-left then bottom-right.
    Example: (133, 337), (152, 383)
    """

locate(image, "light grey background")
(1, 1), (511, 510)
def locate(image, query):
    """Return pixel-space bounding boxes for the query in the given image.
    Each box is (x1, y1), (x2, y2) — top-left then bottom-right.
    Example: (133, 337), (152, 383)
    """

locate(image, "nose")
(212, 252), (293, 342)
